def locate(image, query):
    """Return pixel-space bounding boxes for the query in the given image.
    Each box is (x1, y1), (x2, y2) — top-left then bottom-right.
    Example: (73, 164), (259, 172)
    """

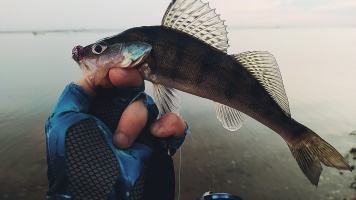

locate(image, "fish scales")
(114, 26), (291, 136)
(72, 0), (351, 187)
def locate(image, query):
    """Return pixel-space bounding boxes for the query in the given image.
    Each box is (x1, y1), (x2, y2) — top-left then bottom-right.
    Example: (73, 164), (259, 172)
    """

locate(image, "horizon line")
(1, 25), (355, 35)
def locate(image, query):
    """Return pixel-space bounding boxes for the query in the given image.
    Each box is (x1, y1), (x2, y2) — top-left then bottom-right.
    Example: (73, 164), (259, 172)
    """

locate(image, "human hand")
(108, 68), (187, 149)
(76, 67), (187, 149)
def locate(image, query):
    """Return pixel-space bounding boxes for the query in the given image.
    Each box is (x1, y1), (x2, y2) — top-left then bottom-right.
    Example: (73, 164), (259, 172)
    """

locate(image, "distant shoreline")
(1, 25), (355, 35)
(0, 29), (124, 35)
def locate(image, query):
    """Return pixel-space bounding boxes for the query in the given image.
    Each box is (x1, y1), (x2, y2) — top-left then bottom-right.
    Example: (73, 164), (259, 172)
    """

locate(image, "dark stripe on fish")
(169, 48), (185, 80)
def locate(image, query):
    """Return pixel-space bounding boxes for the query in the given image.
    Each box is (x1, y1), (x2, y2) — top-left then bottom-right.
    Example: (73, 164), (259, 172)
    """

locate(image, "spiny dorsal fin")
(215, 102), (244, 131)
(153, 83), (181, 117)
(232, 51), (291, 117)
(162, 0), (229, 52)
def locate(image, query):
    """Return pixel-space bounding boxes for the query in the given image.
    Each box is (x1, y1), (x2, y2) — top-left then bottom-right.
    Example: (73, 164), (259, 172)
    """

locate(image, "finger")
(150, 113), (186, 138)
(113, 98), (148, 149)
(109, 68), (143, 87)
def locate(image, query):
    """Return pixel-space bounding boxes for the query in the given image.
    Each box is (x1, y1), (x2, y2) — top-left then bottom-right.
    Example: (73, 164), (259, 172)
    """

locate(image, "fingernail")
(115, 133), (129, 148)
(150, 122), (161, 135)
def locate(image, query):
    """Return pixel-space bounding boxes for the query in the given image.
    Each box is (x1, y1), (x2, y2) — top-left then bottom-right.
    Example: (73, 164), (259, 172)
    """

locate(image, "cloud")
(0, 0), (168, 30)
(208, 0), (356, 27)
(1, 0), (355, 31)
(313, 0), (356, 11)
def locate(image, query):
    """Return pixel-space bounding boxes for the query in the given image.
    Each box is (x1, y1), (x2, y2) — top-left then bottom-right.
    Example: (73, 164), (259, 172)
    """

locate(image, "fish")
(71, 0), (351, 186)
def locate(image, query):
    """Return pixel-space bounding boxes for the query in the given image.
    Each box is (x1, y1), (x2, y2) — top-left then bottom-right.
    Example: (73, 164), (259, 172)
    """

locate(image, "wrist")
(74, 78), (96, 97)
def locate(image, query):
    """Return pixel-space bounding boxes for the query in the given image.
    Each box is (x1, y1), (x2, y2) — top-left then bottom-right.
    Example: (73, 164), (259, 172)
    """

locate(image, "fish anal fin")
(162, 0), (229, 52)
(153, 83), (181, 117)
(232, 51), (291, 117)
(287, 128), (351, 186)
(215, 102), (244, 131)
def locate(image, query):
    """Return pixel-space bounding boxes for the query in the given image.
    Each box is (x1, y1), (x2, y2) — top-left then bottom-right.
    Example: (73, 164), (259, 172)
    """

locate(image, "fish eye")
(92, 43), (107, 55)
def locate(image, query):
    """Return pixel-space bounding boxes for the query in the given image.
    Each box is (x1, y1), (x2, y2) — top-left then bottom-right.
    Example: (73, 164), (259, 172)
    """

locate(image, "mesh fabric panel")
(65, 87), (160, 200)
(65, 118), (121, 200)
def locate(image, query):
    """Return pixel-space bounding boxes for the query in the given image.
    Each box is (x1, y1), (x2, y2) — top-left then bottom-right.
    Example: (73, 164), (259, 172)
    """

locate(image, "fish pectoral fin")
(153, 83), (181, 117)
(162, 0), (229, 52)
(232, 51), (291, 117)
(214, 102), (244, 131)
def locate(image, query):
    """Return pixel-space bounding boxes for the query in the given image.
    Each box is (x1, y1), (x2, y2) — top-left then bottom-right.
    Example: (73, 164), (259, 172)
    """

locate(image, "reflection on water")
(0, 28), (355, 200)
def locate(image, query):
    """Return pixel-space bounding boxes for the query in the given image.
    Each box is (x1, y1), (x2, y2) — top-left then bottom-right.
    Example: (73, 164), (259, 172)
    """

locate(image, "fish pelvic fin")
(287, 128), (351, 186)
(162, 0), (229, 52)
(214, 102), (244, 131)
(153, 83), (181, 117)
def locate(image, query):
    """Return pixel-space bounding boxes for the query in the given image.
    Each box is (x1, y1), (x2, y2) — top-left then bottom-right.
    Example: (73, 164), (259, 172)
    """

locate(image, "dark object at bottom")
(198, 192), (243, 200)
(143, 151), (175, 200)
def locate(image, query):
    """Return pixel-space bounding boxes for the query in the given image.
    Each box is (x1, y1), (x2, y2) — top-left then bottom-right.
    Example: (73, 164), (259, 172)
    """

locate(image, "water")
(0, 28), (355, 199)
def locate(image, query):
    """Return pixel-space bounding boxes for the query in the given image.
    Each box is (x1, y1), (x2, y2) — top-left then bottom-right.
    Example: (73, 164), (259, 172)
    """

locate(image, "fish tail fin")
(287, 128), (351, 186)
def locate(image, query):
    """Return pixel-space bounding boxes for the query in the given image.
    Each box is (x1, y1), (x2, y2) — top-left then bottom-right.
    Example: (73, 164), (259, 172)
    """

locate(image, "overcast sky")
(1, 0), (356, 31)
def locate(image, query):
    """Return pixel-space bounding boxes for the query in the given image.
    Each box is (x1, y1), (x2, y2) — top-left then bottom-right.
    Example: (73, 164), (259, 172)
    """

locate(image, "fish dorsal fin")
(162, 0), (229, 52)
(153, 83), (182, 117)
(215, 102), (244, 131)
(232, 51), (291, 117)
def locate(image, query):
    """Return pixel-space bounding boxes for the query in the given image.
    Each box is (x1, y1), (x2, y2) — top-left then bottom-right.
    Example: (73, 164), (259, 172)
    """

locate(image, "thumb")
(109, 68), (143, 87)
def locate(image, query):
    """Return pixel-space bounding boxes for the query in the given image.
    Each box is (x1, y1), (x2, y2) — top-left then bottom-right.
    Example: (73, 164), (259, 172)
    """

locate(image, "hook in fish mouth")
(72, 45), (84, 62)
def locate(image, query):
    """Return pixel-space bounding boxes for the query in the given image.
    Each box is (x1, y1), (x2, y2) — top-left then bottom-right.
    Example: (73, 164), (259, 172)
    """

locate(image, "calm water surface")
(0, 28), (355, 199)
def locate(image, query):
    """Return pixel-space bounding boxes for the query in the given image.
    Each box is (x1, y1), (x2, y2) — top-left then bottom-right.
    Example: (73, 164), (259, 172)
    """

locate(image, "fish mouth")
(72, 45), (84, 62)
